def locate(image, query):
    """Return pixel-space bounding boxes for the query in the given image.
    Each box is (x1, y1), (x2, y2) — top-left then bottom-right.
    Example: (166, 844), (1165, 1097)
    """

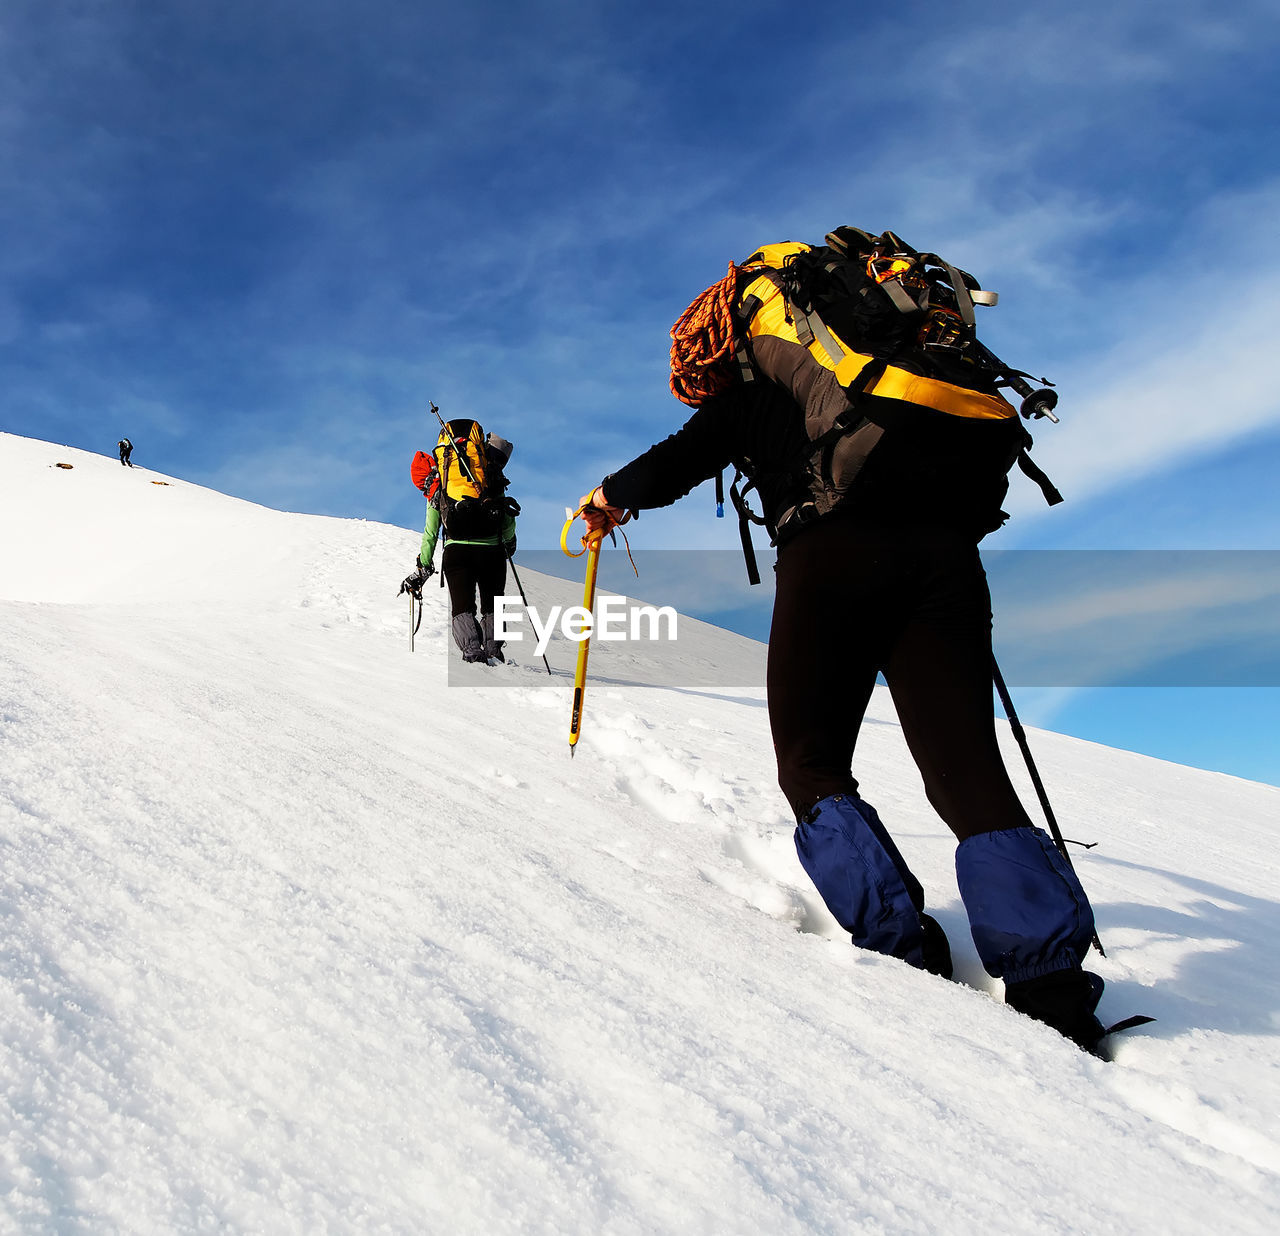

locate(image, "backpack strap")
(801, 358), (889, 469)
(732, 353), (891, 570)
(733, 284), (772, 384)
(727, 468), (767, 586)
(795, 303), (849, 371)
(938, 259), (976, 327)
(879, 278), (920, 315)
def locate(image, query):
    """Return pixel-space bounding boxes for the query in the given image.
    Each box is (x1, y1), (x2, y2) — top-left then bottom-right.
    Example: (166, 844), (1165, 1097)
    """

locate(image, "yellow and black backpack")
(671, 228), (1062, 581)
(432, 418), (515, 539)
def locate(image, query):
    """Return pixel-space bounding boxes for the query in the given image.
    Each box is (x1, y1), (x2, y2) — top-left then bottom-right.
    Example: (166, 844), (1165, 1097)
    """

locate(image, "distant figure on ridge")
(118, 438), (134, 467)
(400, 422), (518, 665)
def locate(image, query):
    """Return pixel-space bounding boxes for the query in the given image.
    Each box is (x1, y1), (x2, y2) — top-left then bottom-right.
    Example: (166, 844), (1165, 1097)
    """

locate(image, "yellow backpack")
(433, 418), (502, 539)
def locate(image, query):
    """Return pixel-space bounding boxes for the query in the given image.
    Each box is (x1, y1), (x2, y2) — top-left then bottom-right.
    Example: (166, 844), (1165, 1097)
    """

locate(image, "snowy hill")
(1, 431), (1278, 1234)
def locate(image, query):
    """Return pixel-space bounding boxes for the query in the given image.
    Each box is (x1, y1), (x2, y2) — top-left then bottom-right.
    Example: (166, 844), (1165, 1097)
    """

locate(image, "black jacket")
(601, 380), (807, 530)
(602, 376), (1015, 540)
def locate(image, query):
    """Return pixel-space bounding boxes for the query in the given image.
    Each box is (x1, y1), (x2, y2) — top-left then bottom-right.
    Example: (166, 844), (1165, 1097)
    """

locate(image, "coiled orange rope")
(668, 261), (745, 407)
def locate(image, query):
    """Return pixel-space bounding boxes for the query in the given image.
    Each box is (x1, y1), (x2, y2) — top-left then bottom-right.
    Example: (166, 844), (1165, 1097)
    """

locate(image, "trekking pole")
(505, 553), (552, 676)
(409, 590), (416, 651)
(562, 509), (603, 756)
(968, 340), (1060, 423)
(992, 653), (1105, 956)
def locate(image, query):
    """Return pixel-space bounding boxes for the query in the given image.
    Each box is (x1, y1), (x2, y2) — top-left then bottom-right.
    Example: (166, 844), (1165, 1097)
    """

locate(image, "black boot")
(919, 913), (953, 980)
(1005, 968), (1106, 1055)
(480, 612), (504, 663)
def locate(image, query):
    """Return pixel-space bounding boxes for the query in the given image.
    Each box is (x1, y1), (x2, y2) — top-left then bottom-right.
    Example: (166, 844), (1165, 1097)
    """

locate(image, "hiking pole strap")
(1017, 449), (1064, 506)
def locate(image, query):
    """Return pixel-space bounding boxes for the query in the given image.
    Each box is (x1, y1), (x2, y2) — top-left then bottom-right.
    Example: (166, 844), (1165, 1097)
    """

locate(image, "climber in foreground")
(578, 227), (1111, 1054)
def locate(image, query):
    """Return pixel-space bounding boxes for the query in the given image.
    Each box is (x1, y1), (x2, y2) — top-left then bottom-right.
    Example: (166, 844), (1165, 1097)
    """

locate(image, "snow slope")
(2, 431), (1278, 1235)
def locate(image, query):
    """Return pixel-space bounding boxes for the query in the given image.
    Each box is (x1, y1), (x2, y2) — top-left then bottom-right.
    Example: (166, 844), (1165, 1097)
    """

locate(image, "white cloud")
(999, 180), (1280, 518)
(990, 551), (1280, 685)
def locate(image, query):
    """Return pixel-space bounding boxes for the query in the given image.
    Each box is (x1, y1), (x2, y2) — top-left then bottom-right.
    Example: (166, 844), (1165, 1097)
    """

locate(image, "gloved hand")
(579, 484), (630, 539)
(398, 562), (434, 597)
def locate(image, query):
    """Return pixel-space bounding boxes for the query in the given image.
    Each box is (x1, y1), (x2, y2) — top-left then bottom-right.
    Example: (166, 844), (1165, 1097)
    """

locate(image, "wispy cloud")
(988, 551), (1280, 685)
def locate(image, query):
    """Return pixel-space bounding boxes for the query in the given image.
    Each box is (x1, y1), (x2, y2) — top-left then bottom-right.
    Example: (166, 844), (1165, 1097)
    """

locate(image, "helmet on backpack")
(485, 432), (513, 464)
(410, 450), (440, 502)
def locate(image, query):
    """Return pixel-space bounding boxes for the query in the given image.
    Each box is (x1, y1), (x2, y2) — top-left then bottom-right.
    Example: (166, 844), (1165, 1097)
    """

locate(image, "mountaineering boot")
(1005, 969), (1106, 1055)
(955, 825), (1103, 1051)
(451, 613), (486, 663)
(480, 612), (504, 663)
(794, 793), (952, 978)
(920, 913), (953, 982)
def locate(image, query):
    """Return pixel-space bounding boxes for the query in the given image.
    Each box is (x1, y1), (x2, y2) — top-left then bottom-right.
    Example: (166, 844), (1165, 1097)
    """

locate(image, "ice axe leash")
(560, 501), (638, 755)
(991, 653), (1104, 957)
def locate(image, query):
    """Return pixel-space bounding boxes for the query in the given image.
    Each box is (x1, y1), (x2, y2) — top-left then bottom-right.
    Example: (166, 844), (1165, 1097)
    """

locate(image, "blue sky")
(4, 0), (1279, 783)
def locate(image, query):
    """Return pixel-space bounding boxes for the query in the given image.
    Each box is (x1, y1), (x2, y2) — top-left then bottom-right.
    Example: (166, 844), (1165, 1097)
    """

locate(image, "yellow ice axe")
(561, 498), (639, 755)
(562, 504), (603, 755)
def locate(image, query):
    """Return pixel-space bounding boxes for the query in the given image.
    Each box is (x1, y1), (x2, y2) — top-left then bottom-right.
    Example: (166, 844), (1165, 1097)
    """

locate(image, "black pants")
(767, 518), (1033, 840)
(442, 542), (507, 618)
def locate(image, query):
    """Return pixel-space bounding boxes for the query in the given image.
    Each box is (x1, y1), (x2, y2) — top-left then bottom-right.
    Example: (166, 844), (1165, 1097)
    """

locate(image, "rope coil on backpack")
(669, 262), (746, 407)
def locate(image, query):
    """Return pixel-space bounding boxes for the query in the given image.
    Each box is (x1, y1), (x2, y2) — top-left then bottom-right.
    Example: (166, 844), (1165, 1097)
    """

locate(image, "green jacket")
(418, 502), (517, 569)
